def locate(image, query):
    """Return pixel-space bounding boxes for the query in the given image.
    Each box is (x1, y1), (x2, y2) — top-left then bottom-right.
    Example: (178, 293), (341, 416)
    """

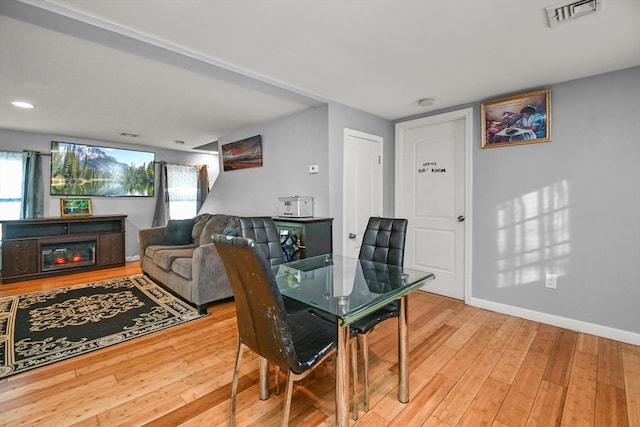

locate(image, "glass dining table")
(268, 254), (436, 427)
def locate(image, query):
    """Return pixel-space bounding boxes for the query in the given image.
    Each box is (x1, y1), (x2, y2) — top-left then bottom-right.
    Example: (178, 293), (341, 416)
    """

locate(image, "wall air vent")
(545, 0), (602, 27)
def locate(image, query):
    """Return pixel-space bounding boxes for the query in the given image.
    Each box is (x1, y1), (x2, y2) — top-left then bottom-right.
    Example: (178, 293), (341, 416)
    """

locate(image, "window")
(0, 151), (26, 240)
(167, 164), (197, 219)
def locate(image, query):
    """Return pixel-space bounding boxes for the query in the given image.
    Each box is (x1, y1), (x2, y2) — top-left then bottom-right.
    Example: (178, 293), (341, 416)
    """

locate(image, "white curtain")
(0, 151), (26, 242)
(167, 164), (198, 219)
(0, 151), (25, 221)
(152, 162), (208, 225)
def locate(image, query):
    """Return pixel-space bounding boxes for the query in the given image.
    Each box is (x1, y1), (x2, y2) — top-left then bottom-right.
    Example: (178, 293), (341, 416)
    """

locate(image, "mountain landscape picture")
(50, 141), (155, 197)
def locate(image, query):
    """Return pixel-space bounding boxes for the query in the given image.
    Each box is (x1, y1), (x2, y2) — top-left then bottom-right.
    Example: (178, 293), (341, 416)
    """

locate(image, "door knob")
(348, 233), (357, 239)
(457, 215), (465, 223)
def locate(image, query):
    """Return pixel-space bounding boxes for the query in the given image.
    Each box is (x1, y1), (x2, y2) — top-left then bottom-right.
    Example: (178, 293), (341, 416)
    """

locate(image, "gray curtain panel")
(196, 164), (209, 213)
(152, 161), (169, 227)
(21, 151), (44, 219)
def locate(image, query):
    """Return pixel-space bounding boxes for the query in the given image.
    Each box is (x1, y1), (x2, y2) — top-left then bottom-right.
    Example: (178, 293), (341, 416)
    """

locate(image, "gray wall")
(470, 67), (640, 334)
(200, 102), (395, 257)
(200, 105), (330, 216)
(0, 129), (218, 259)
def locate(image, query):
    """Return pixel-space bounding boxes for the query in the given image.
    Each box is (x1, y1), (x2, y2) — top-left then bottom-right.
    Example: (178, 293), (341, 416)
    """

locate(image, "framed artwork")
(481, 89), (551, 148)
(221, 135), (263, 171)
(60, 198), (92, 217)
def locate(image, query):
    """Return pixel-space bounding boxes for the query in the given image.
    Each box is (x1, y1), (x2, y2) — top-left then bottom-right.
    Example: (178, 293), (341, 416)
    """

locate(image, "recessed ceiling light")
(11, 101), (35, 109)
(417, 98), (435, 107)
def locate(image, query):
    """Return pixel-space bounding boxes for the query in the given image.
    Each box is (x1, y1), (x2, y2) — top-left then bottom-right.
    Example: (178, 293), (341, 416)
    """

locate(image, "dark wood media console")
(1, 215), (126, 284)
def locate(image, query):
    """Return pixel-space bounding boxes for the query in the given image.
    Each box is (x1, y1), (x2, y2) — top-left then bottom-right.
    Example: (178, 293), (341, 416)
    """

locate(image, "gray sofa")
(138, 213), (240, 313)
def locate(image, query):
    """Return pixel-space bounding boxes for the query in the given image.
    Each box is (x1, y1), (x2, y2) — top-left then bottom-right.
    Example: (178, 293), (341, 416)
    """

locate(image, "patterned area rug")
(0, 275), (205, 379)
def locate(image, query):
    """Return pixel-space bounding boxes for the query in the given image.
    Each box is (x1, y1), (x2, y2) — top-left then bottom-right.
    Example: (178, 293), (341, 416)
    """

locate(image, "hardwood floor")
(1, 263), (638, 426)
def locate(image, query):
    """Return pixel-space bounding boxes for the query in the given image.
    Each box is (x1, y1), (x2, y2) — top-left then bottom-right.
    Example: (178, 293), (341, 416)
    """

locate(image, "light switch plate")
(309, 164), (319, 174)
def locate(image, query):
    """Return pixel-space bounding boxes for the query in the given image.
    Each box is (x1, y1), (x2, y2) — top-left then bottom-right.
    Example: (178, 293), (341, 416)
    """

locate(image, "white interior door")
(395, 109), (472, 300)
(343, 129), (383, 257)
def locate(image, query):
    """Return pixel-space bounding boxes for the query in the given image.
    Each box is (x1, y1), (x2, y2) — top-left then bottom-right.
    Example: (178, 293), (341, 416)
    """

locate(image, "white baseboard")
(126, 255), (140, 262)
(467, 296), (640, 346)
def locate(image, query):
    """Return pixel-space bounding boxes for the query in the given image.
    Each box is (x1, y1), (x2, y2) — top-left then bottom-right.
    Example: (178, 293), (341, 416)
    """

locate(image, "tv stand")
(1, 215), (126, 284)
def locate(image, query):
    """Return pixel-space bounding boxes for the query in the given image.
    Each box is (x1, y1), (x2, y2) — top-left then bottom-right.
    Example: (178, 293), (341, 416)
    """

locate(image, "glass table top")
(272, 254), (435, 326)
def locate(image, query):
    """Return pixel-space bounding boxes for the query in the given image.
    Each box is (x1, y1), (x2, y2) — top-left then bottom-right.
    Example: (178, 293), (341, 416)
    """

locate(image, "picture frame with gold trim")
(60, 198), (92, 217)
(482, 89), (551, 148)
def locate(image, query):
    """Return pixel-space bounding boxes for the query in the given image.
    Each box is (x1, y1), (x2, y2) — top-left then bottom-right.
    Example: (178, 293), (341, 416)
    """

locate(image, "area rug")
(0, 274), (205, 379)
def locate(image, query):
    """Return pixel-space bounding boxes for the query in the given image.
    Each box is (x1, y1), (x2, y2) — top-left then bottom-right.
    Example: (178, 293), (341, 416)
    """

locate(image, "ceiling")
(1, 0), (639, 152)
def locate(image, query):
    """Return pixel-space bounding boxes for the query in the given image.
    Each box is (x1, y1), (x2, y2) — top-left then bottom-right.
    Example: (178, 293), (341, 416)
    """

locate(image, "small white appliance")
(278, 196), (313, 218)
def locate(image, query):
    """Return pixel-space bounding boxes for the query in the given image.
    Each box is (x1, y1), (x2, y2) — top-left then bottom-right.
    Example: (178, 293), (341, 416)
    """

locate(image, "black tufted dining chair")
(238, 216), (285, 266)
(352, 217), (408, 413)
(239, 216), (307, 311)
(212, 234), (338, 427)
(238, 216), (308, 394)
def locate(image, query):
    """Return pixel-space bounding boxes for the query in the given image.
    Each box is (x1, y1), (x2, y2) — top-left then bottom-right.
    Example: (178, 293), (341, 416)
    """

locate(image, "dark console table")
(1, 215), (126, 284)
(273, 217), (333, 261)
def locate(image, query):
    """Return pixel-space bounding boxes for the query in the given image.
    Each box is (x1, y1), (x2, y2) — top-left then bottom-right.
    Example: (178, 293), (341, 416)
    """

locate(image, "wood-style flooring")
(0, 263), (638, 426)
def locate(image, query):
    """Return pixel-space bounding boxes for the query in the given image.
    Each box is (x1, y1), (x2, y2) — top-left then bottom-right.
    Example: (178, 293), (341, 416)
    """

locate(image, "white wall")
(0, 129), (218, 259)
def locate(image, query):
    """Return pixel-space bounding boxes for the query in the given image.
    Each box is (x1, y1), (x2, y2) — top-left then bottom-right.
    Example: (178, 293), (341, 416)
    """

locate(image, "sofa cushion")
(153, 247), (196, 271)
(199, 214), (240, 245)
(145, 243), (197, 259)
(163, 218), (195, 245)
(171, 257), (193, 280)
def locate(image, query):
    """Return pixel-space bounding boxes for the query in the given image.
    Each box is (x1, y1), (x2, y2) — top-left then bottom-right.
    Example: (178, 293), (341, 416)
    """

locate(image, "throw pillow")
(163, 218), (195, 245)
(223, 226), (239, 237)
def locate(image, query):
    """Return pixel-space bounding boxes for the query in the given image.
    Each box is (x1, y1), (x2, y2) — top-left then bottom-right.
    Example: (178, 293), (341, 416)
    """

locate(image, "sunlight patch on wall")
(496, 180), (571, 288)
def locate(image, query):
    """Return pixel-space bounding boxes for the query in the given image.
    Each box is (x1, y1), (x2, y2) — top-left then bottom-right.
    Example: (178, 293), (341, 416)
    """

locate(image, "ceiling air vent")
(545, 0), (602, 27)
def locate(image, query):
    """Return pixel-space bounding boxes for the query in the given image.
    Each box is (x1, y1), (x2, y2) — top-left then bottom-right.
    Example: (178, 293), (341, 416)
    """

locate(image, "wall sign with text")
(418, 161), (447, 175)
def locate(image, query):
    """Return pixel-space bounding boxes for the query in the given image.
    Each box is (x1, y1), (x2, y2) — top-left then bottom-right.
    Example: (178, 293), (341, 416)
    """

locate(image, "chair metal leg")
(351, 337), (358, 420)
(398, 295), (409, 403)
(259, 356), (270, 400)
(336, 324), (350, 426)
(282, 371), (295, 427)
(230, 339), (244, 427)
(248, 349), (336, 427)
(362, 333), (370, 412)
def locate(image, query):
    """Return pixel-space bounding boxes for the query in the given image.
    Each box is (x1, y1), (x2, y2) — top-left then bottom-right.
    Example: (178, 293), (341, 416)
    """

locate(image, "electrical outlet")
(545, 273), (557, 289)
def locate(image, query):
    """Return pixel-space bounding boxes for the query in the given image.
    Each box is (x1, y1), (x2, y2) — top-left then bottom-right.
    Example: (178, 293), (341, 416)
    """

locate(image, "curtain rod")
(1, 150), (205, 167)
(0, 149), (50, 156)
(155, 161), (208, 168)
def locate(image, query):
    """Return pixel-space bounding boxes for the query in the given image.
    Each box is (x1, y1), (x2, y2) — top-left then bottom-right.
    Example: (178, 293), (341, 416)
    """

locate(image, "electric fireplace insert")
(41, 240), (96, 271)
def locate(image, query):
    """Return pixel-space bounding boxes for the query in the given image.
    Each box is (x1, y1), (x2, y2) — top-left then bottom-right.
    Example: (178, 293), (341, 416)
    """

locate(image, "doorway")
(342, 128), (383, 258)
(395, 108), (472, 300)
